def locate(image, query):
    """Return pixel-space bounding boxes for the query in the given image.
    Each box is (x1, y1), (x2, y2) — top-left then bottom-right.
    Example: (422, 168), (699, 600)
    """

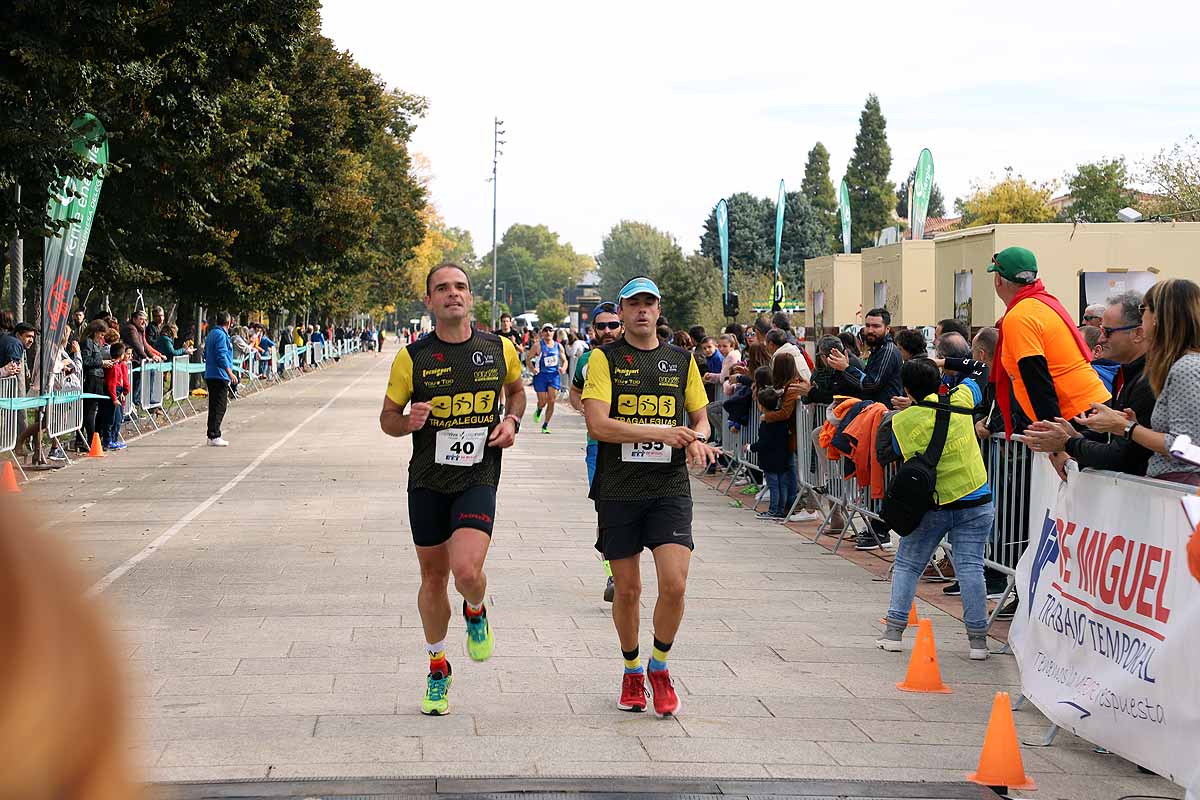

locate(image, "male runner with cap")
(582, 276), (718, 717)
(380, 263), (525, 716)
(528, 322), (567, 433)
(569, 301), (624, 603)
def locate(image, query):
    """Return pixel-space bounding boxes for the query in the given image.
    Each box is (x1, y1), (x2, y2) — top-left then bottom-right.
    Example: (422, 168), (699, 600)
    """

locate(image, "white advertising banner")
(1011, 455), (1200, 794)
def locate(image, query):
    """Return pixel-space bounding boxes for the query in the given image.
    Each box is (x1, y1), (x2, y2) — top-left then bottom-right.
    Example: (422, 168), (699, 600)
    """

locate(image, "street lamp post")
(490, 117), (506, 330)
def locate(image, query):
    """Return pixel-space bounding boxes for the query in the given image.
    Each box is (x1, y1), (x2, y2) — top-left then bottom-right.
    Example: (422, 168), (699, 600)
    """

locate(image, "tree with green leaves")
(699, 192), (771, 272)
(1139, 136), (1200, 221)
(956, 170), (1055, 225)
(596, 220), (674, 301)
(802, 142), (839, 251)
(895, 168), (946, 219)
(656, 249), (721, 331)
(1056, 158), (1133, 223)
(488, 224), (591, 312)
(845, 94), (894, 251)
(699, 191), (828, 295)
(535, 297), (567, 327)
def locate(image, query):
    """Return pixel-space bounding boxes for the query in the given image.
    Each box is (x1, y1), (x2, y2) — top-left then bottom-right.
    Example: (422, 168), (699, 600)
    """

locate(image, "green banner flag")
(838, 179), (851, 254)
(41, 114), (108, 387)
(716, 198), (729, 296)
(911, 148), (934, 240)
(773, 179), (785, 281)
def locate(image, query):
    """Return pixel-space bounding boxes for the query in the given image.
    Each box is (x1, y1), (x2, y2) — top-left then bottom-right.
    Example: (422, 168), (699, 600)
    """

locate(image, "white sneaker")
(788, 510), (822, 523)
(208, 437), (229, 447)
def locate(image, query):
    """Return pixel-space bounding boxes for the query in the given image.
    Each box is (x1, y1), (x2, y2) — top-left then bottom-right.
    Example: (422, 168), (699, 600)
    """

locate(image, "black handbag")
(881, 391), (973, 536)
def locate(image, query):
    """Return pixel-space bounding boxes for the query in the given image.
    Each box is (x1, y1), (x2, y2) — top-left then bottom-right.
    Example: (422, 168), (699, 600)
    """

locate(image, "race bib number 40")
(435, 427), (488, 467)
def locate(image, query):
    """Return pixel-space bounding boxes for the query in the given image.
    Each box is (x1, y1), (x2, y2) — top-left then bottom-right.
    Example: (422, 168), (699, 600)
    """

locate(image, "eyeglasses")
(1083, 315), (1102, 322)
(1138, 303), (1152, 315)
(593, 321), (622, 331)
(1101, 323), (1140, 337)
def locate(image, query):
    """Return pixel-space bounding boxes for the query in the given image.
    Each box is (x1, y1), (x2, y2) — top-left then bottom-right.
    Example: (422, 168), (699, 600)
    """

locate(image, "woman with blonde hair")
(0, 509), (139, 799)
(1080, 278), (1200, 486)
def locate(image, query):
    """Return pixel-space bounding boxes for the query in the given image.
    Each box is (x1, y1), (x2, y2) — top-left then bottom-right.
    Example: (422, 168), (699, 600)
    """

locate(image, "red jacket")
(105, 362), (129, 404)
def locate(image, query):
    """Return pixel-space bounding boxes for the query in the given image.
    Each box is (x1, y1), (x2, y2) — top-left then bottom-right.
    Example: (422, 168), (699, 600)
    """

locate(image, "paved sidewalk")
(23, 353), (1181, 799)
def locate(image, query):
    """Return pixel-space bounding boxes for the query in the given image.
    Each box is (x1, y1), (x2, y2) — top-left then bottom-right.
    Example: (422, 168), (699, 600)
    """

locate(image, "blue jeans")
(586, 441), (598, 487)
(887, 501), (995, 632)
(764, 458), (798, 517)
(107, 398), (124, 444)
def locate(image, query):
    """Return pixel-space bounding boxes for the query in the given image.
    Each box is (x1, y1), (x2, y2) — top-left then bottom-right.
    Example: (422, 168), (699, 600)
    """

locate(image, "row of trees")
(1, 1), (432, 320)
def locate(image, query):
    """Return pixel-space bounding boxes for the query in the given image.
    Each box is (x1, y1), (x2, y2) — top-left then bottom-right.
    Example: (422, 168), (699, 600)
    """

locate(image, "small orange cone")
(967, 691), (1036, 790)
(87, 432), (105, 458)
(896, 618), (951, 693)
(1, 461), (20, 493)
(880, 601), (919, 627)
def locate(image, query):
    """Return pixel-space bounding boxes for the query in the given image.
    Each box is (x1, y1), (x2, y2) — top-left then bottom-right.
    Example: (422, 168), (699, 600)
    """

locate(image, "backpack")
(880, 389), (974, 536)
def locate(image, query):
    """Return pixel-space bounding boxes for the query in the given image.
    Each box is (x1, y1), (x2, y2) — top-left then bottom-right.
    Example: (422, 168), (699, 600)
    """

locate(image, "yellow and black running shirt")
(582, 339), (709, 501)
(386, 331), (522, 492)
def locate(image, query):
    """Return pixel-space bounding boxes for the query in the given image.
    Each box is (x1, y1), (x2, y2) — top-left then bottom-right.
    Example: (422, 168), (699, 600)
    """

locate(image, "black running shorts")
(594, 496), (694, 561)
(408, 485), (497, 547)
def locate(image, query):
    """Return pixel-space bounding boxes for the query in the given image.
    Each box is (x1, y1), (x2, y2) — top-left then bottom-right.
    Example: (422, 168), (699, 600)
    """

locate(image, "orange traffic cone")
(967, 691), (1036, 790)
(896, 618), (951, 693)
(879, 601), (919, 627)
(1, 461), (20, 493)
(87, 432), (105, 458)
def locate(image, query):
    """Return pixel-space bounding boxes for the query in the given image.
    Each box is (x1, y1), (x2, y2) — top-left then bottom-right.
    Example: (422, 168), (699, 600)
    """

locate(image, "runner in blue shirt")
(528, 323), (567, 434)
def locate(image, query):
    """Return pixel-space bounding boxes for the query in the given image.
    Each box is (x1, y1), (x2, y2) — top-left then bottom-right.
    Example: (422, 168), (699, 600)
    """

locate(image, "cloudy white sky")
(322, 1), (1199, 258)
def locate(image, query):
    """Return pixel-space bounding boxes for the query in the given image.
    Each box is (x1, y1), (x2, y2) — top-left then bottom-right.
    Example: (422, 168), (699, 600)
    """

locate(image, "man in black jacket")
(1023, 291), (1153, 477)
(825, 308), (903, 404)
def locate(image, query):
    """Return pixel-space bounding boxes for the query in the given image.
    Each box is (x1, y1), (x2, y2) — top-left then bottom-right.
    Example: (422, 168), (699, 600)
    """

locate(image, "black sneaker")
(986, 576), (1010, 600)
(942, 581), (961, 596)
(995, 596), (1018, 620)
(855, 531), (882, 550)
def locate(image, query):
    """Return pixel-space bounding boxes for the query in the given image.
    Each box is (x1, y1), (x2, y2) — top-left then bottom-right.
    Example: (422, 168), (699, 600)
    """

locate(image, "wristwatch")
(1123, 420), (1138, 440)
(694, 432), (708, 443)
(504, 414), (522, 434)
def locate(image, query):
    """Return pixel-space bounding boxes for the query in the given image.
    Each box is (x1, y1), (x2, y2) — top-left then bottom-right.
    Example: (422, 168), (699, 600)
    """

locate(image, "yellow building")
(858, 240), (935, 327)
(933, 222), (1200, 328)
(804, 253), (862, 333)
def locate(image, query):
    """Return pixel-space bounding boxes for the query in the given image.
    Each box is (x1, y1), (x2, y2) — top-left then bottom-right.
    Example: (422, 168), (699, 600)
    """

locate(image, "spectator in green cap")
(989, 246), (1110, 437)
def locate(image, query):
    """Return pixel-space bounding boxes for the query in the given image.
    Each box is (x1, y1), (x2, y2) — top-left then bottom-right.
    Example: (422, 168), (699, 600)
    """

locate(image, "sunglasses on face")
(1083, 315), (1102, 322)
(1101, 323), (1140, 337)
(1138, 303), (1152, 315)
(593, 321), (622, 331)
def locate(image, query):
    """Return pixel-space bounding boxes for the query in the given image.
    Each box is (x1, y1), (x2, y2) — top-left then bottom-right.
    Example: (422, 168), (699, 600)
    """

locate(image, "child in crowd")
(749, 366), (796, 520)
(103, 342), (129, 450)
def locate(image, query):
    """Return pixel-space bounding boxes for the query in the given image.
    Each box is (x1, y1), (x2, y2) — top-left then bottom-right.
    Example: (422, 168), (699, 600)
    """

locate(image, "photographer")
(876, 357), (994, 661)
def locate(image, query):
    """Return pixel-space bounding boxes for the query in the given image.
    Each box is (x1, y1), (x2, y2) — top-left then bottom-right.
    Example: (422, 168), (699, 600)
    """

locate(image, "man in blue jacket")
(203, 311), (238, 446)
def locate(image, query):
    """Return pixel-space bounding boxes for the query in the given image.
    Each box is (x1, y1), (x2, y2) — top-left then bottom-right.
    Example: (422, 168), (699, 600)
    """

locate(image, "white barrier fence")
(1012, 456), (1198, 795)
(0, 375), (18, 455)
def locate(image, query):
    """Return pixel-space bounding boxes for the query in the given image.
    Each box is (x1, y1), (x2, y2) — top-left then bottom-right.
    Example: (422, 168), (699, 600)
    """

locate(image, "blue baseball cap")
(618, 276), (661, 301)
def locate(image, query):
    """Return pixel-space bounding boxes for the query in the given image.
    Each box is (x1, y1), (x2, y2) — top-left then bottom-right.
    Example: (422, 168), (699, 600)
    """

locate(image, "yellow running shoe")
(464, 602), (495, 661)
(421, 663), (452, 716)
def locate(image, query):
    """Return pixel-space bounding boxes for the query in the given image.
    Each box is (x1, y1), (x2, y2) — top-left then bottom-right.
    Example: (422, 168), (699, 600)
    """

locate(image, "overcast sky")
(322, 1), (1199, 258)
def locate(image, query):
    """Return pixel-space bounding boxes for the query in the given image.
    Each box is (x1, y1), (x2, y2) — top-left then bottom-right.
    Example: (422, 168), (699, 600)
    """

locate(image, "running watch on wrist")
(504, 414), (521, 434)
(694, 432), (708, 443)
(1124, 420), (1138, 440)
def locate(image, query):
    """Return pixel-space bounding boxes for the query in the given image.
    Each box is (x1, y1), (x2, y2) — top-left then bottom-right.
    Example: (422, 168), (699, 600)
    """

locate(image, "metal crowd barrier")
(0, 375), (18, 457)
(170, 355), (196, 419)
(46, 391), (84, 460)
(138, 361), (169, 429)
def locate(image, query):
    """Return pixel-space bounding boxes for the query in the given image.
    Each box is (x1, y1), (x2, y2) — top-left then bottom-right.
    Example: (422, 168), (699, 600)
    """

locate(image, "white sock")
(465, 599), (484, 614)
(426, 640), (446, 657)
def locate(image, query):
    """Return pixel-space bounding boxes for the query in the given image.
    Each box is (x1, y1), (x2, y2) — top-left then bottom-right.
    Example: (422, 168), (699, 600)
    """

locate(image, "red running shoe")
(617, 672), (647, 712)
(647, 668), (680, 717)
